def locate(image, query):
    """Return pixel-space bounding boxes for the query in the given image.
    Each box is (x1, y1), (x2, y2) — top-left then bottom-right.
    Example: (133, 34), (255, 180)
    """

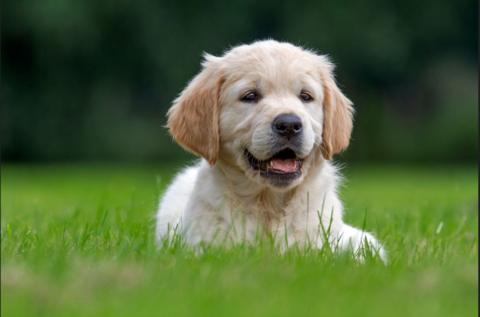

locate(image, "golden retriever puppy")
(156, 40), (386, 260)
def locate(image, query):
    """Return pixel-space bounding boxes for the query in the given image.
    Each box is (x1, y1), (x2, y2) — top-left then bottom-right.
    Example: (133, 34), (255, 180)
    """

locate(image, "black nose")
(272, 114), (303, 138)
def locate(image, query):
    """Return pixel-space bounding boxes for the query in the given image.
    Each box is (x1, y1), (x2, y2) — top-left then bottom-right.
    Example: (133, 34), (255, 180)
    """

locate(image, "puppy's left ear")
(167, 56), (224, 165)
(319, 59), (354, 160)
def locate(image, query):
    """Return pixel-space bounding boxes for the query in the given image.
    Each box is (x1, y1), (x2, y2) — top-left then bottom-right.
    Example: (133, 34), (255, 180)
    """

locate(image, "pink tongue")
(269, 159), (298, 173)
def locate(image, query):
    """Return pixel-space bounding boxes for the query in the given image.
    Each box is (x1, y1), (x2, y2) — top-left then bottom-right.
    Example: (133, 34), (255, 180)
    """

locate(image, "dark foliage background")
(2, 0), (477, 163)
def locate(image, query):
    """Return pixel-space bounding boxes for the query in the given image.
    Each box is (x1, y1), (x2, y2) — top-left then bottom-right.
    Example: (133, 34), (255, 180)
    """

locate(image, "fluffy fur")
(156, 40), (386, 261)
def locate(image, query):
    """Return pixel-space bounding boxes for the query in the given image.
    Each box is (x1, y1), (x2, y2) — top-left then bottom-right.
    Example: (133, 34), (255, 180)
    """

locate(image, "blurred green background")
(2, 0), (477, 163)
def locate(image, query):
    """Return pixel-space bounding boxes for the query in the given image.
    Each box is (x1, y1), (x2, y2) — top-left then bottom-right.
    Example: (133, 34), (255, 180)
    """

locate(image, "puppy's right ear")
(167, 56), (224, 165)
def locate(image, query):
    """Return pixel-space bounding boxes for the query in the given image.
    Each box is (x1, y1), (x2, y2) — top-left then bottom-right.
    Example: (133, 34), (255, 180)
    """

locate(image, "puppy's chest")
(224, 192), (302, 230)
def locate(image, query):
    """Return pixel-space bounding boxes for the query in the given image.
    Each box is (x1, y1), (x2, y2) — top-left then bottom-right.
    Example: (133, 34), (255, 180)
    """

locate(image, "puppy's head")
(168, 40), (353, 190)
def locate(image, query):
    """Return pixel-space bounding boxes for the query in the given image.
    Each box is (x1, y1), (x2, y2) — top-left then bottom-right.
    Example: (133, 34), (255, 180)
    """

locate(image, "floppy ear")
(320, 64), (354, 160)
(167, 57), (224, 165)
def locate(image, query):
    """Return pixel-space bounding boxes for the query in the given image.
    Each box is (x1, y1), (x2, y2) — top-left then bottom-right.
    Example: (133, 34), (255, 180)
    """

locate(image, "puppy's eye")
(299, 90), (314, 102)
(240, 90), (260, 103)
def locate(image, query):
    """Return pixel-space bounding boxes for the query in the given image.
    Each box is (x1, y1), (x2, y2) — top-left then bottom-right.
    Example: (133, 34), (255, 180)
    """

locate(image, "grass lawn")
(1, 163), (477, 317)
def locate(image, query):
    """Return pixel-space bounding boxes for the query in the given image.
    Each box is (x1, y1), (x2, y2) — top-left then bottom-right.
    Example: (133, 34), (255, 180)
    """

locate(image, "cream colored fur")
(156, 40), (386, 261)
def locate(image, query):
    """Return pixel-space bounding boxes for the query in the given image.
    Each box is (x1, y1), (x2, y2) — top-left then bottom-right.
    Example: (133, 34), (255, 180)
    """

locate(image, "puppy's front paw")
(338, 225), (387, 263)
(357, 233), (387, 263)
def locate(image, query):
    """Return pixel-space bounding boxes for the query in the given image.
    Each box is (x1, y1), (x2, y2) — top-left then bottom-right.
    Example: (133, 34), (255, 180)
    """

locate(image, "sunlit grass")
(1, 163), (477, 317)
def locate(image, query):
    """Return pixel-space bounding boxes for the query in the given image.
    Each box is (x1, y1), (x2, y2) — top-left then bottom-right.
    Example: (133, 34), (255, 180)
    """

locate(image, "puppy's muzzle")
(272, 113), (303, 140)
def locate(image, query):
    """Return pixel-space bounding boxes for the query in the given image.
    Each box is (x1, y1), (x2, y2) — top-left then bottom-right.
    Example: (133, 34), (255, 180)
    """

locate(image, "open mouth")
(244, 148), (303, 185)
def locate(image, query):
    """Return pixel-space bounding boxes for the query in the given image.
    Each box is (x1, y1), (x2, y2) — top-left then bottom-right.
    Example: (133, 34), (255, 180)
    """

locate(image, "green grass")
(1, 163), (477, 317)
